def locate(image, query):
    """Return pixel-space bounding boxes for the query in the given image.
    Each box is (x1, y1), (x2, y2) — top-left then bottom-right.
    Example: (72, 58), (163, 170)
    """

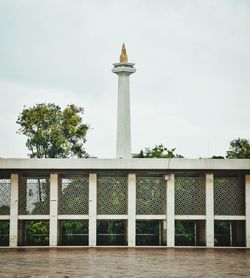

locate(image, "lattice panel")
(0, 179), (11, 215)
(175, 176), (206, 215)
(19, 177), (50, 215)
(136, 177), (166, 215)
(214, 177), (245, 215)
(97, 177), (127, 215)
(59, 177), (89, 215)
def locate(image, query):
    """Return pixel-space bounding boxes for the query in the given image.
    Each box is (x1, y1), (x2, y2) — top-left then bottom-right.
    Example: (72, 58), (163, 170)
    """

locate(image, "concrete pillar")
(128, 173), (136, 246)
(9, 173), (18, 247)
(89, 173), (97, 246)
(166, 173), (175, 247)
(206, 173), (214, 247)
(49, 173), (58, 246)
(246, 175), (250, 247)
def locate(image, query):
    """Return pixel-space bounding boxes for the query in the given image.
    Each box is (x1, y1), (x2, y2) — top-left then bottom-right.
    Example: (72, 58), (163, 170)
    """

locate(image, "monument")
(112, 44), (136, 159)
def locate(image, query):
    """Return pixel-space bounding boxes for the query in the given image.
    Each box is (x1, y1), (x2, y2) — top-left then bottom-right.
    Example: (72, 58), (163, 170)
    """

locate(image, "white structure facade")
(0, 158), (249, 248)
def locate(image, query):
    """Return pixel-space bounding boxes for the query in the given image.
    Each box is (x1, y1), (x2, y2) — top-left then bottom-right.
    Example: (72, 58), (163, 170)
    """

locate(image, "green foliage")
(26, 221), (49, 235)
(97, 220), (125, 245)
(226, 138), (250, 159)
(62, 220), (88, 235)
(211, 156), (224, 159)
(136, 220), (160, 246)
(133, 144), (183, 158)
(214, 220), (230, 246)
(17, 103), (89, 158)
(0, 220), (9, 234)
(97, 220), (125, 234)
(0, 220), (9, 246)
(175, 220), (194, 246)
(136, 220), (159, 234)
(61, 220), (88, 245)
(175, 220), (193, 235)
(0, 205), (10, 215)
(214, 221), (230, 235)
(25, 220), (49, 246)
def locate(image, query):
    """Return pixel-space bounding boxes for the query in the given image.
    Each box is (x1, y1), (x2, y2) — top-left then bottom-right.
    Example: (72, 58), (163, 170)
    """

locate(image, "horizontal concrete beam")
(0, 158), (250, 170)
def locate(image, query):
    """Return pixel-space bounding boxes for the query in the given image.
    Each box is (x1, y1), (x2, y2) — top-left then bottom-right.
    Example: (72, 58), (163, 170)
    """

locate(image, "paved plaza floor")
(0, 248), (249, 277)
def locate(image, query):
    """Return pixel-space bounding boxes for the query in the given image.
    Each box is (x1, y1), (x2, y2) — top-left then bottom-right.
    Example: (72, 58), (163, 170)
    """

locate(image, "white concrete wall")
(246, 175), (250, 247)
(9, 173), (18, 247)
(89, 173), (97, 246)
(128, 173), (136, 246)
(49, 173), (58, 246)
(206, 173), (214, 247)
(166, 173), (175, 247)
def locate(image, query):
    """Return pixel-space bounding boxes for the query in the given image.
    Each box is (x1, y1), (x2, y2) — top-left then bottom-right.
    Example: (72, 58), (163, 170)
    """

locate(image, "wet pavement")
(0, 248), (249, 277)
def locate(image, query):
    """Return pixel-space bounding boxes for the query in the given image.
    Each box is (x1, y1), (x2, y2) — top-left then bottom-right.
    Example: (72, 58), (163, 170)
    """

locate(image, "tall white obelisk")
(112, 44), (136, 159)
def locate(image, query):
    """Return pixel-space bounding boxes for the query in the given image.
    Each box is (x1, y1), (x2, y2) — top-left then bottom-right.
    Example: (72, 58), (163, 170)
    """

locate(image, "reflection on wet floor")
(0, 248), (249, 277)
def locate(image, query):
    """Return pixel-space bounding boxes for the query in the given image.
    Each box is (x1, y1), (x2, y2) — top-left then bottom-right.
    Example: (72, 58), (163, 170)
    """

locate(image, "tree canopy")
(226, 138), (250, 159)
(211, 155), (224, 159)
(133, 144), (184, 158)
(17, 103), (89, 158)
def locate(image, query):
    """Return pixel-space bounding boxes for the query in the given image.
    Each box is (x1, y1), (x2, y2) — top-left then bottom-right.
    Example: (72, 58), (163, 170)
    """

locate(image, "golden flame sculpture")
(119, 43), (128, 63)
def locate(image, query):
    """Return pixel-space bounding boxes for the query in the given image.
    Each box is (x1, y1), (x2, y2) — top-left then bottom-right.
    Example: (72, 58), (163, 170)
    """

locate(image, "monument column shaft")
(112, 44), (135, 159)
(113, 62), (135, 159)
(116, 72), (131, 159)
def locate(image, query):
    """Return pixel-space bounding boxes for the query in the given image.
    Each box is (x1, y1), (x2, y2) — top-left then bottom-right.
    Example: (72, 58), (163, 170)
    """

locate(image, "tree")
(17, 103), (89, 158)
(26, 220), (49, 245)
(133, 144), (184, 158)
(226, 138), (250, 159)
(211, 156), (224, 159)
(0, 221), (10, 246)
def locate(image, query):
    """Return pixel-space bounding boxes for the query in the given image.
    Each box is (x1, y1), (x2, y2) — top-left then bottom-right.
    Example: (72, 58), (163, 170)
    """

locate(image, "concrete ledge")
(0, 246), (249, 250)
(0, 158), (250, 170)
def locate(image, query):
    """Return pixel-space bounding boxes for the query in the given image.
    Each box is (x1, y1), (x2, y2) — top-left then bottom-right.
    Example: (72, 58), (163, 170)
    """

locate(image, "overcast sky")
(0, 0), (249, 159)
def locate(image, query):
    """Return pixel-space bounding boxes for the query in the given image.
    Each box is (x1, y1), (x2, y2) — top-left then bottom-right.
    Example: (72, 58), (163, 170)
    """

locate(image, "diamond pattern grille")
(19, 177), (50, 215)
(0, 179), (11, 215)
(97, 177), (127, 215)
(136, 177), (166, 215)
(59, 176), (89, 215)
(214, 176), (245, 215)
(175, 176), (206, 215)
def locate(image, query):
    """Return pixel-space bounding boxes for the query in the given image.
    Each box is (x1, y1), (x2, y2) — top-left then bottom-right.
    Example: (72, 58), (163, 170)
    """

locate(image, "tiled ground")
(0, 248), (249, 277)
